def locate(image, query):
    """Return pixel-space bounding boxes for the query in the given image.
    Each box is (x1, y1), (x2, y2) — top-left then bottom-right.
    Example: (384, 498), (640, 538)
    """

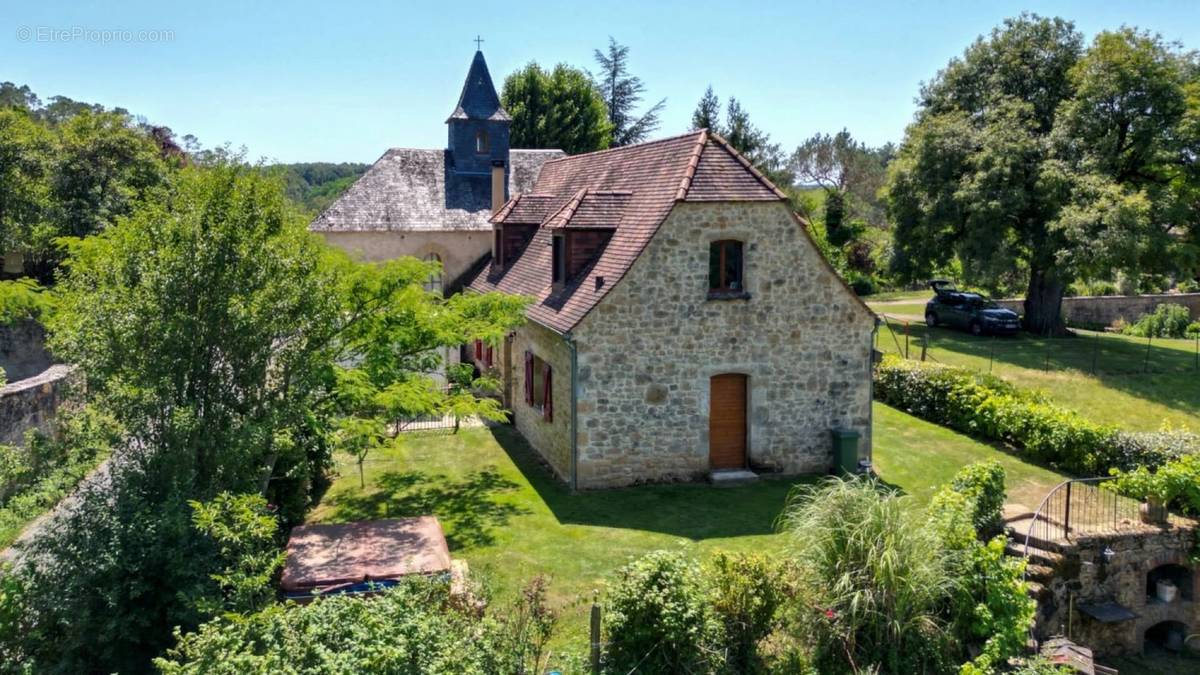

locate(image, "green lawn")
(874, 319), (1200, 432)
(873, 402), (1067, 508)
(308, 402), (1070, 657)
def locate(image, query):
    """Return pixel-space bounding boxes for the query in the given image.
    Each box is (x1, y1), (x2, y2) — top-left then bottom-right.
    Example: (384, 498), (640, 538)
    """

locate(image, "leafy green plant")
(1106, 454), (1200, 514)
(189, 492), (285, 615)
(705, 551), (791, 673)
(779, 478), (955, 674)
(497, 575), (557, 675)
(949, 461), (1007, 534)
(604, 550), (726, 674)
(1122, 303), (1193, 338)
(0, 278), (53, 326)
(1186, 321), (1200, 339)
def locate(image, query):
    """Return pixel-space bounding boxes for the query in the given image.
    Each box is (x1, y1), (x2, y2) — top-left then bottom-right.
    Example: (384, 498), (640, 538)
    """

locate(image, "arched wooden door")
(709, 374), (747, 470)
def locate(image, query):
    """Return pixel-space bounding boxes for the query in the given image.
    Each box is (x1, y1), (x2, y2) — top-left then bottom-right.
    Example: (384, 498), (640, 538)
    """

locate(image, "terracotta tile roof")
(492, 193), (559, 225)
(468, 130), (785, 333)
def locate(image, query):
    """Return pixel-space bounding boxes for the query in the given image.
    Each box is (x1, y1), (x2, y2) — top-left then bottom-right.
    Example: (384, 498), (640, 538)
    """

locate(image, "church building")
(310, 50), (563, 291)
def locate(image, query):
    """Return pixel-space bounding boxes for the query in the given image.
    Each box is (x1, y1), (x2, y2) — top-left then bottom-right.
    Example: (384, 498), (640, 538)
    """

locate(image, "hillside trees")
(885, 15), (1199, 333)
(502, 62), (612, 154)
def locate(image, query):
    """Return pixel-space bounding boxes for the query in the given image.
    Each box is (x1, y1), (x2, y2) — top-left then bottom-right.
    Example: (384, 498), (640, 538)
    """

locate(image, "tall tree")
(593, 38), (665, 146)
(691, 86), (721, 131)
(502, 62), (613, 154)
(884, 14), (1198, 333)
(0, 109), (51, 255)
(723, 97), (792, 187)
(790, 129), (891, 236)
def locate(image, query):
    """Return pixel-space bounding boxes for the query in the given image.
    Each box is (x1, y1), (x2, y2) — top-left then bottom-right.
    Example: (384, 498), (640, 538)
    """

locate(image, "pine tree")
(593, 38), (665, 146)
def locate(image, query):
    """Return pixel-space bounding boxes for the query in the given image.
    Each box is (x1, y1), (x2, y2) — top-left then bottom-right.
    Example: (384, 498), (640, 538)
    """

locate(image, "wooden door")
(709, 374), (747, 470)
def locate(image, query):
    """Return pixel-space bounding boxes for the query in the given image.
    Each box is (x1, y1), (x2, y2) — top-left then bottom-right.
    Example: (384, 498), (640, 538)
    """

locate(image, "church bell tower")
(446, 48), (512, 208)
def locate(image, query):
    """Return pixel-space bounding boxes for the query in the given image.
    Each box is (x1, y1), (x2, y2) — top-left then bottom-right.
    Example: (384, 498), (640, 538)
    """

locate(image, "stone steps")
(1005, 540), (1065, 568)
(707, 469), (759, 487)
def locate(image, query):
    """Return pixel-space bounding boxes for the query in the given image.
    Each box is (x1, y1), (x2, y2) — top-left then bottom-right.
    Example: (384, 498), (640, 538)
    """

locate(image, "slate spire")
(447, 50), (511, 122)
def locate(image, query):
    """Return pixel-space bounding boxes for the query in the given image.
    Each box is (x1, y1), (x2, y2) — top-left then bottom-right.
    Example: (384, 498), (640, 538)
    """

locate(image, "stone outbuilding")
(469, 130), (877, 489)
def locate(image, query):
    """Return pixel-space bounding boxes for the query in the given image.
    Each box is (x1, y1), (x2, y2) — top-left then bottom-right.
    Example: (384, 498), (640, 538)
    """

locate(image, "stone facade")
(317, 230), (490, 292)
(0, 365), (76, 446)
(0, 320), (52, 382)
(506, 321), (573, 481)
(994, 292), (1200, 328)
(1033, 522), (1200, 657)
(502, 200), (875, 489)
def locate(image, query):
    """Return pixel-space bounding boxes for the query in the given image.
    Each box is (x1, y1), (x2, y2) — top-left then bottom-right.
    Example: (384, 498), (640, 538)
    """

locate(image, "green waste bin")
(831, 428), (861, 475)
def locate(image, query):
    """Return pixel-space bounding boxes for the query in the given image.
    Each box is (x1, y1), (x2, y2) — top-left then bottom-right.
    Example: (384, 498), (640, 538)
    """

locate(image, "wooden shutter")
(475, 340), (483, 361)
(542, 365), (553, 422)
(524, 351), (533, 405)
(485, 344), (493, 368)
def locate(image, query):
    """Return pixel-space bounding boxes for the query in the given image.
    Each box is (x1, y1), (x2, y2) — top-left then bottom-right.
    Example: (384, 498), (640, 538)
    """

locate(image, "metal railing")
(1023, 477), (1143, 553)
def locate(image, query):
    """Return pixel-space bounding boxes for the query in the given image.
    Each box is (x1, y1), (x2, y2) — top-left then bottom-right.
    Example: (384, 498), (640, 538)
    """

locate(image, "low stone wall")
(1033, 521), (1200, 657)
(0, 320), (52, 382)
(0, 365), (76, 446)
(994, 293), (1200, 328)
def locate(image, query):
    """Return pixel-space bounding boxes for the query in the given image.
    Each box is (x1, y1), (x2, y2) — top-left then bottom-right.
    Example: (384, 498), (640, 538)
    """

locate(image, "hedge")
(873, 355), (1198, 476)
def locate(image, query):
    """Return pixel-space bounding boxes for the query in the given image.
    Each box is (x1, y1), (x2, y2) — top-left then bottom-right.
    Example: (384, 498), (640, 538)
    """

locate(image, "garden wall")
(0, 319), (52, 382)
(0, 364), (76, 446)
(994, 293), (1200, 327)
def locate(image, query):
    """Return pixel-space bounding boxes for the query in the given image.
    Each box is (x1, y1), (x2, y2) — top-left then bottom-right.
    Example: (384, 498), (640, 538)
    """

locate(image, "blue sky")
(3, 1), (1198, 164)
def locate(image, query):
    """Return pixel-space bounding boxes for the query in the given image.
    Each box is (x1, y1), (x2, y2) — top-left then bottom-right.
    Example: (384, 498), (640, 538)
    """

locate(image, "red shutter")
(524, 351), (533, 405)
(543, 365), (553, 422)
(475, 340), (482, 361)
(485, 344), (493, 368)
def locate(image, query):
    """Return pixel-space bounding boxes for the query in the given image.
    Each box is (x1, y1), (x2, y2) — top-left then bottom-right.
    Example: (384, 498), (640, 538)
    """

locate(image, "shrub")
(705, 551), (791, 673)
(189, 492), (286, 615)
(0, 278), (52, 326)
(1108, 429), (1200, 472)
(848, 273), (876, 297)
(779, 478), (955, 674)
(604, 550), (725, 674)
(872, 356), (1186, 476)
(948, 461), (1006, 535)
(1187, 321), (1200, 339)
(1106, 454), (1200, 515)
(156, 577), (517, 674)
(1122, 303), (1192, 338)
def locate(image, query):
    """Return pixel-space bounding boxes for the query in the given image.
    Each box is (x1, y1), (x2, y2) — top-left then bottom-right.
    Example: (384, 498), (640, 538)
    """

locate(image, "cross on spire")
(474, 35), (484, 50)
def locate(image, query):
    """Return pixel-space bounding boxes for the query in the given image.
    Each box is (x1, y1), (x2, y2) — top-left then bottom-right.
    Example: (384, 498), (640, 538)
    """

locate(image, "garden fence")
(876, 314), (1200, 378)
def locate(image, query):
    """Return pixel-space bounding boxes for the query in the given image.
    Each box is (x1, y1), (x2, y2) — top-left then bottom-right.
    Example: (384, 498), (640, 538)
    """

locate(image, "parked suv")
(925, 280), (1020, 336)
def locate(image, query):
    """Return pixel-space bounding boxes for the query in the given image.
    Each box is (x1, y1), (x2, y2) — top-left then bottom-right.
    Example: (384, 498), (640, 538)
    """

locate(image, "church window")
(423, 252), (443, 293)
(476, 129), (489, 153)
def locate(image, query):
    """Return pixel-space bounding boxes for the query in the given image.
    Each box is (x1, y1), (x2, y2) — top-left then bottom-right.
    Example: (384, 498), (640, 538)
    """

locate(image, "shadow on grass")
(326, 468), (528, 549)
(879, 319), (1200, 420)
(487, 425), (814, 541)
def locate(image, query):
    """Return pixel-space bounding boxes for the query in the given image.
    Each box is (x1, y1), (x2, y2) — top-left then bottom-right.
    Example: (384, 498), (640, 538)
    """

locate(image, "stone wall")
(0, 364), (75, 446)
(994, 293), (1200, 328)
(1033, 522), (1200, 657)
(569, 201), (876, 488)
(507, 321), (573, 481)
(316, 230), (491, 292)
(0, 320), (52, 382)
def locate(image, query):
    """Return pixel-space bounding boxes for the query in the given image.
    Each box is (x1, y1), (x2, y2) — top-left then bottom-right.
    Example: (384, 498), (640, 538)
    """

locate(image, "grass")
(308, 402), (1073, 658)
(873, 318), (1200, 432)
(872, 402), (1067, 508)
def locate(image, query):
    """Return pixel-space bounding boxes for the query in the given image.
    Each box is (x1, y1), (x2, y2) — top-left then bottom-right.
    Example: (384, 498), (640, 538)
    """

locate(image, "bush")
(0, 278), (52, 326)
(779, 478), (955, 673)
(948, 461), (1006, 535)
(874, 355), (1124, 475)
(1106, 454), (1200, 515)
(156, 577), (517, 674)
(848, 273), (876, 297)
(1122, 303), (1193, 338)
(705, 551), (791, 673)
(1108, 429), (1200, 472)
(189, 492), (285, 615)
(1186, 321), (1200, 339)
(604, 550), (725, 674)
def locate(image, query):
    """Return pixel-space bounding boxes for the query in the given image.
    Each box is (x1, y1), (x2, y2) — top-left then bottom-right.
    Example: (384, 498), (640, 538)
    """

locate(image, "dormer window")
(708, 240), (744, 297)
(476, 130), (489, 154)
(551, 234), (566, 287)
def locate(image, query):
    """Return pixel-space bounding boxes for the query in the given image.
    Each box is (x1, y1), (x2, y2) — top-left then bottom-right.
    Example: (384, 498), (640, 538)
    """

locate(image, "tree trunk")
(1024, 268), (1067, 336)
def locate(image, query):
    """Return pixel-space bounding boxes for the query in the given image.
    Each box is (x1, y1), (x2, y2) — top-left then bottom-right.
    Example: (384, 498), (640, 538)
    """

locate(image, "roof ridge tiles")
(542, 130), (707, 165)
(675, 129), (709, 201)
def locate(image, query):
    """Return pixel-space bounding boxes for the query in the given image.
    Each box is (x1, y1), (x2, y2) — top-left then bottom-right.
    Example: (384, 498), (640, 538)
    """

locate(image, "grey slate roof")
(447, 50), (511, 122)
(309, 148), (564, 232)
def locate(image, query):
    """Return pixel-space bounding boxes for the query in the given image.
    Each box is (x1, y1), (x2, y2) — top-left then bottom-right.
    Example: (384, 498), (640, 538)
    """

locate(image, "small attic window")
(476, 130), (489, 154)
(551, 234), (566, 287)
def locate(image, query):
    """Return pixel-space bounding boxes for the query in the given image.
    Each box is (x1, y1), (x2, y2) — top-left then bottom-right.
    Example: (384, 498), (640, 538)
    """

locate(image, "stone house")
(309, 49), (563, 292)
(469, 130), (877, 489)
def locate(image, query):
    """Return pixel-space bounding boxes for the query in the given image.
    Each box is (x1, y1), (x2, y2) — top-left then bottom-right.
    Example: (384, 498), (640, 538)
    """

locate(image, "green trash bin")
(831, 428), (861, 475)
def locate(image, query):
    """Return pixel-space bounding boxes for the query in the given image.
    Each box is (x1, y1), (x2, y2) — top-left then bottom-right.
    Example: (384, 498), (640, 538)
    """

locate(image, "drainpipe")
(867, 316), (881, 468)
(565, 332), (579, 493)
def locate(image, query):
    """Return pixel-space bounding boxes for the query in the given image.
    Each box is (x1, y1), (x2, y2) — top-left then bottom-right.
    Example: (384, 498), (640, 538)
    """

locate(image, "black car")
(924, 280), (1020, 336)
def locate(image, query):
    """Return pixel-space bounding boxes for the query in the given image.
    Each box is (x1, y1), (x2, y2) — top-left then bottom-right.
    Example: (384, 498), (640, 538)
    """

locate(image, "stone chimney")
(491, 160), (506, 213)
